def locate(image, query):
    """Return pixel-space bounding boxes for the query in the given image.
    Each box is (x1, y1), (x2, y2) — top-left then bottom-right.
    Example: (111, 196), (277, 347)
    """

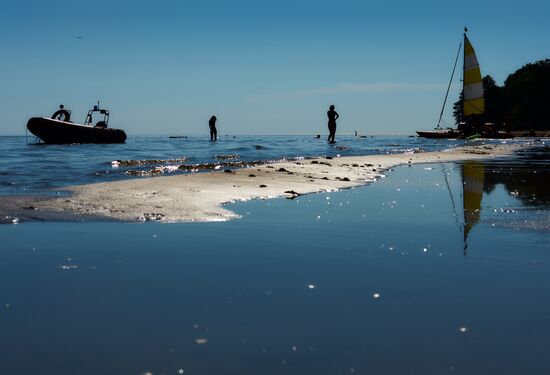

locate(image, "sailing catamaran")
(417, 28), (512, 139)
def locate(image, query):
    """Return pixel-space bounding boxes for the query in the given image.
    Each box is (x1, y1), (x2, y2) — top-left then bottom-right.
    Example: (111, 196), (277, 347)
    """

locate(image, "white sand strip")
(5, 143), (527, 222)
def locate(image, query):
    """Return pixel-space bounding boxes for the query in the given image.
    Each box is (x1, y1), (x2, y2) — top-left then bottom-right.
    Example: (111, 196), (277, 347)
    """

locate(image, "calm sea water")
(0, 136), (549, 374)
(0, 135), (466, 196)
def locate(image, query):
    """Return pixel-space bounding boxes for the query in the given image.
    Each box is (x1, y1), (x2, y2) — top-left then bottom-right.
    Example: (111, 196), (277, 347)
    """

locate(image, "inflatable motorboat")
(27, 103), (126, 144)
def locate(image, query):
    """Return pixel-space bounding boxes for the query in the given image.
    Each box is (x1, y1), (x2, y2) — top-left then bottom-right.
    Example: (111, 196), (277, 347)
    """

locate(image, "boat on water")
(416, 129), (461, 139)
(417, 29), (513, 139)
(27, 103), (127, 144)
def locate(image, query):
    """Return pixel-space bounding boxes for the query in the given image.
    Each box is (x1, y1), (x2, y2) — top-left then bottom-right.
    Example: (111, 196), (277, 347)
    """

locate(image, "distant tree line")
(453, 59), (550, 131)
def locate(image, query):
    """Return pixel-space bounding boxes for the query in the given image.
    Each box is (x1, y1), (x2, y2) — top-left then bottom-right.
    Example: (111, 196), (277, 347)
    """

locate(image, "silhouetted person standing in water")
(209, 115), (217, 141)
(327, 105), (339, 143)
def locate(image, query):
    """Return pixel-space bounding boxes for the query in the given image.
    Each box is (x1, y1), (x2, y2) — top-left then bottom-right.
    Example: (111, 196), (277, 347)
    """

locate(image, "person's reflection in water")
(327, 105), (339, 143)
(209, 115), (217, 141)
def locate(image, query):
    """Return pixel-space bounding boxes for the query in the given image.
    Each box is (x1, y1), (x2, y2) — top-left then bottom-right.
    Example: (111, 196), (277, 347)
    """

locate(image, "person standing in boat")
(327, 105), (339, 143)
(209, 115), (218, 141)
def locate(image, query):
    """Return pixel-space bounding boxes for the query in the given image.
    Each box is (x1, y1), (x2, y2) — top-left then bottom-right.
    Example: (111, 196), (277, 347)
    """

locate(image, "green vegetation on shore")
(453, 59), (550, 131)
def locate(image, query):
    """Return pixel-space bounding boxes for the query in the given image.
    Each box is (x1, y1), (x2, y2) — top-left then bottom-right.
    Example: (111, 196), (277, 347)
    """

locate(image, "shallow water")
(1, 135), (469, 196)
(0, 150), (548, 374)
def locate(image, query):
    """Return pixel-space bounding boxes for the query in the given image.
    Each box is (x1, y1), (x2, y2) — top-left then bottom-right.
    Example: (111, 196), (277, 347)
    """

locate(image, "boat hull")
(416, 129), (514, 139)
(416, 130), (461, 139)
(27, 117), (126, 144)
(484, 131), (514, 139)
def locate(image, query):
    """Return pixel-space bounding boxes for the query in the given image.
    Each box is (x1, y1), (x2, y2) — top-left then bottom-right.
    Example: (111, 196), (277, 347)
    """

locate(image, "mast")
(463, 27), (467, 98)
(436, 37), (462, 129)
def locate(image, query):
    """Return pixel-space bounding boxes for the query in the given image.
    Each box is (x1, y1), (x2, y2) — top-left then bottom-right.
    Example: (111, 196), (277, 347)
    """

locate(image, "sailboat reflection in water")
(461, 161), (484, 255)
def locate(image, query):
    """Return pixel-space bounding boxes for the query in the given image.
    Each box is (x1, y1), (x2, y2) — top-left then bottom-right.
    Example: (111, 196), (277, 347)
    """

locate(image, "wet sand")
(0, 143), (529, 223)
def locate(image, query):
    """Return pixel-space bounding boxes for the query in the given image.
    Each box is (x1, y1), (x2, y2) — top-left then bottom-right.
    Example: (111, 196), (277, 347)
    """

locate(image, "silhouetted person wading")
(209, 115), (217, 141)
(327, 105), (339, 143)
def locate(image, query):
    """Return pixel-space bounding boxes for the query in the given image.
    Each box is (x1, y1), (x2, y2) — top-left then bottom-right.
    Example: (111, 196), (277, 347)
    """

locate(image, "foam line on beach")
(1, 143), (529, 223)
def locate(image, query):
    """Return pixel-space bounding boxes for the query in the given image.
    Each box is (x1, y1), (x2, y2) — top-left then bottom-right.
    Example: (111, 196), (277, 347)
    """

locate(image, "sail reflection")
(461, 161), (484, 255)
(458, 147), (549, 255)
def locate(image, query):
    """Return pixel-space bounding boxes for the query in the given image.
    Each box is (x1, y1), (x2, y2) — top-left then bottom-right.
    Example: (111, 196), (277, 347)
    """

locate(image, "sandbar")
(0, 143), (531, 223)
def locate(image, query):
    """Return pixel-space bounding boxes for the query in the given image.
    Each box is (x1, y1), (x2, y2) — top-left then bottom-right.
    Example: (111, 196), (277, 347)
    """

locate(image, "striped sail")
(463, 35), (485, 116)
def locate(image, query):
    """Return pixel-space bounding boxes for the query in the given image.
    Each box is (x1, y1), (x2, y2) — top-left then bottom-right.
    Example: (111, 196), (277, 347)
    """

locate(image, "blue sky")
(1, 0), (548, 135)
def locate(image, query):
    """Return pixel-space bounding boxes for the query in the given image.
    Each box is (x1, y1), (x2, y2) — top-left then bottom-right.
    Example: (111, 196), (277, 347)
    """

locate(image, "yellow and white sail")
(463, 35), (485, 116)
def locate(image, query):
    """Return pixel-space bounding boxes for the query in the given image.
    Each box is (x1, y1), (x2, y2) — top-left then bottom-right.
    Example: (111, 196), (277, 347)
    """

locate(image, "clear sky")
(1, 0), (548, 135)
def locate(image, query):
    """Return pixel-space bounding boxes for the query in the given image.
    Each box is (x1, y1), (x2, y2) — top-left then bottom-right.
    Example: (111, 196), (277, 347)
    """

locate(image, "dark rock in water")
(1, 216), (20, 224)
(224, 169), (234, 173)
(259, 184), (267, 188)
(326, 156), (333, 160)
(113, 157), (188, 167)
(216, 154), (240, 160)
(284, 190), (301, 199)
(140, 213), (165, 221)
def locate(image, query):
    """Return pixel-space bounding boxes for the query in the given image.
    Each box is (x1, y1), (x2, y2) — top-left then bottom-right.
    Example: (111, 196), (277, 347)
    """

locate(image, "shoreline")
(0, 143), (533, 223)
